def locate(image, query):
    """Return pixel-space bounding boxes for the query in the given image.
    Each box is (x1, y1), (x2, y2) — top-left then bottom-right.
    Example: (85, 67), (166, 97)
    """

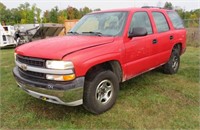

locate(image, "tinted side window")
(152, 12), (169, 33)
(167, 11), (184, 29)
(129, 12), (153, 34)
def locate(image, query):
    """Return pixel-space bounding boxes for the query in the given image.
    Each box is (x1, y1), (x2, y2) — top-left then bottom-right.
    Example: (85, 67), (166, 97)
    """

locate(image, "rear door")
(149, 11), (172, 66)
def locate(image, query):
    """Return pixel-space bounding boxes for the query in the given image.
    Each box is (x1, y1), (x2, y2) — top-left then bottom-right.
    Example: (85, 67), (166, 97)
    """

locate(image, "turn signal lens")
(46, 74), (75, 81)
(63, 74), (76, 81)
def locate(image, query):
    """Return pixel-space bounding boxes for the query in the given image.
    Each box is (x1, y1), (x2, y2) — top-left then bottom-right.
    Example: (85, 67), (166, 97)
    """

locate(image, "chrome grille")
(16, 55), (46, 80)
(18, 68), (45, 79)
(16, 55), (45, 67)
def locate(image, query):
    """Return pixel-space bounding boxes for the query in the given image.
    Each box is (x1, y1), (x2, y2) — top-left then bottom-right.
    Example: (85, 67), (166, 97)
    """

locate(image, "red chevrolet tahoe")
(13, 7), (186, 114)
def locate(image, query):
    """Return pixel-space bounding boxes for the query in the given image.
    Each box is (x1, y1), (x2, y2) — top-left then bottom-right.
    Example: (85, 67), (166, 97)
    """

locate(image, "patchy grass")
(0, 47), (199, 129)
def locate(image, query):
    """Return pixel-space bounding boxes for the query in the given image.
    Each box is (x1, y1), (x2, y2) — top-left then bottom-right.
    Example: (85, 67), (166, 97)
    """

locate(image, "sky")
(1, 0), (200, 12)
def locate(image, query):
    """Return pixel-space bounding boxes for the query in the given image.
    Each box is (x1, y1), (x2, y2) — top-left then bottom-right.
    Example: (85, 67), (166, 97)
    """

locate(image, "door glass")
(152, 12), (169, 33)
(167, 11), (184, 29)
(129, 12), (153, 34)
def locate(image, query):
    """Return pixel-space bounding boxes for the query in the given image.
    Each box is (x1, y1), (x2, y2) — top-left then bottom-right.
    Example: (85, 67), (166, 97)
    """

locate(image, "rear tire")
(83, 70), (119, 114)
(163, 49), (180, 74)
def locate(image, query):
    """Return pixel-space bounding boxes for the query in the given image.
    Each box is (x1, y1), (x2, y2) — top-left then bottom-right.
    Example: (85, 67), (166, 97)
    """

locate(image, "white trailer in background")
(14, 23), (64, 44)
(0, 25), (17, 48)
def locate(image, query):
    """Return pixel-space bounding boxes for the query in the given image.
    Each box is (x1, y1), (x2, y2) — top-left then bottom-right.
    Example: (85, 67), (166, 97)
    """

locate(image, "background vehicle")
(13, 7), (186, 114)
(14, 23), (64, 44)
(0, 25), (17, 48)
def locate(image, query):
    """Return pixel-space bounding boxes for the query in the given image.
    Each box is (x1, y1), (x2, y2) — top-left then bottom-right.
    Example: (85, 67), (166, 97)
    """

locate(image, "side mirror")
(128, 27), (147, 38)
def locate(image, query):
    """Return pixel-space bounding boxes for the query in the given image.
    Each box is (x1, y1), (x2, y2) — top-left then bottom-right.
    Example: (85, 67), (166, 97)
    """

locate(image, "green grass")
(0, 47), (199, 129)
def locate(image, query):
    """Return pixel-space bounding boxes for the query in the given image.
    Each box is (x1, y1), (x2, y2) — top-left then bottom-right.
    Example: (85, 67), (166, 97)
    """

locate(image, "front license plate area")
(40, 96), (49, 101)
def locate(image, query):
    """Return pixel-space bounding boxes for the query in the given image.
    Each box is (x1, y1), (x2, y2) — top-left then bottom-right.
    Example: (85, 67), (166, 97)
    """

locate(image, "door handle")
(152, 39), (158, 44)
(170, 35), (173, 40)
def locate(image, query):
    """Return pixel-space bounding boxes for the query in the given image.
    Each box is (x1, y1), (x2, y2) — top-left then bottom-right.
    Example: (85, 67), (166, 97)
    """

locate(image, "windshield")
(70, 11), (128, 36)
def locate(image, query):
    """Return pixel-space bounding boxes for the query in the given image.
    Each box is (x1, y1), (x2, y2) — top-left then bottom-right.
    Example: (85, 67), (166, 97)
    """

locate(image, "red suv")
(13, 7), (186, 114)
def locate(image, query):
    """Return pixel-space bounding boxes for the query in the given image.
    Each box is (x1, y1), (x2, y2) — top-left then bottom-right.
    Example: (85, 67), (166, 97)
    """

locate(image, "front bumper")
(13, 67), (84, 106)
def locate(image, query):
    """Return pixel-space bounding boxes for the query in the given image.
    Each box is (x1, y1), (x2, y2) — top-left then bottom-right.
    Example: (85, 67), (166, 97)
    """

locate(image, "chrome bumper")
(13, 67), (84, 106)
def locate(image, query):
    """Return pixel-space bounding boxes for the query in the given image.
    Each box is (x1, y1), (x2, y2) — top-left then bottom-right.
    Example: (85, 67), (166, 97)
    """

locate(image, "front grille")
(16, 55), (46, 80)
(18, 68), (45, 79)
(16, 55), (45, 67)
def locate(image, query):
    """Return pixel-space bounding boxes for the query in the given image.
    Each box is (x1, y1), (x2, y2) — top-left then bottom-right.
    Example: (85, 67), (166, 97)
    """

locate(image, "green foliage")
(58, 10), (67, 23)
(42, 6), (93, 23)
(0, 2), (42, 25)
(10, 8), (22, 24)
(49, 6), (59, 23)
(163, 2), (199, 28)
(0, 2), (12, 25)
(42, 10), (50, 23)
(35, 8), (42, 23)
(0, 2), (95, 24)
(164, 2), (173, 10)
(66, 6), (75, 20)
(176, 8), (200, 27)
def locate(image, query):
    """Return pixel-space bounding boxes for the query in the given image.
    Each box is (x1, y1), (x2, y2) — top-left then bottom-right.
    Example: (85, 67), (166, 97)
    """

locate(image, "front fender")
(62, 37), (125, 77)
(76, 53), (123, 77)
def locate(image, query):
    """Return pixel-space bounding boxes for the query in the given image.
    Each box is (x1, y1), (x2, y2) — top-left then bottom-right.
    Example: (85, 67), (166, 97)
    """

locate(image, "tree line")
(164, 2), (200, 27)
(0, 2), (100, 25)
(0, 2), (199, 27)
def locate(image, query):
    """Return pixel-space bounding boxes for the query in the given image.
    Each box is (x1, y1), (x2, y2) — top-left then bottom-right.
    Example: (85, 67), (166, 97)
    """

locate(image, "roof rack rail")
(141, 6), (162, 9)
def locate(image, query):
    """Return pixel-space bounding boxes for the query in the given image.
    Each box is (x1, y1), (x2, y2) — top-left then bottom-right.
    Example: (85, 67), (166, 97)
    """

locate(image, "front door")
(124, 11), (154, 80)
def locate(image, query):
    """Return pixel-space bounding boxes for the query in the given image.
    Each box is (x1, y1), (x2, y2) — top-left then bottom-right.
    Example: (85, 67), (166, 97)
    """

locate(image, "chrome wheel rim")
(95, 80), (113, 104)
(172, 56), (179, 71)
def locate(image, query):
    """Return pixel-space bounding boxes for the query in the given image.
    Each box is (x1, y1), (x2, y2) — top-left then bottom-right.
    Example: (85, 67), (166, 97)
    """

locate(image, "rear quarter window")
(167, 11), (184, 29)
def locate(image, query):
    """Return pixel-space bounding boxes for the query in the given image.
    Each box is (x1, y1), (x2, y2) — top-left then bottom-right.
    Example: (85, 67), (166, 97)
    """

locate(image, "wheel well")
(85, 61), (123, 83)
(173, 43), (182, 55)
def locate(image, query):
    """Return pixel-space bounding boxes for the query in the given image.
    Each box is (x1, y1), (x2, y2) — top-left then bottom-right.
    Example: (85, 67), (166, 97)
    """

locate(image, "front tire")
(163, 49), (180, 74)
(83, 70), (119, 114)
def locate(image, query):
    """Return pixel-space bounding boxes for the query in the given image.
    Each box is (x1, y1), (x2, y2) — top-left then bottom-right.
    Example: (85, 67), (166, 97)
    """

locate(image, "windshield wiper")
(67, 31), (79, 35)
(82, 31), (102, 36)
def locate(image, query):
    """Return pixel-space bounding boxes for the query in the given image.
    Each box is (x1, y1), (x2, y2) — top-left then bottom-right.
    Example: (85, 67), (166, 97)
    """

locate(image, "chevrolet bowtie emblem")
(21, 64), (27, 71)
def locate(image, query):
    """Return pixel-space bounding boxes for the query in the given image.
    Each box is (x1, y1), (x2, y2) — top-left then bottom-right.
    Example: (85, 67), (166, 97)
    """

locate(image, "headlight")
(46, 60), (74, 70)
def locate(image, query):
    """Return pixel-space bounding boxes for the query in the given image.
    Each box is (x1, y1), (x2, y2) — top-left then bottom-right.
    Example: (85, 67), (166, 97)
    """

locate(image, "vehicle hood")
(16, 35), (114, 60)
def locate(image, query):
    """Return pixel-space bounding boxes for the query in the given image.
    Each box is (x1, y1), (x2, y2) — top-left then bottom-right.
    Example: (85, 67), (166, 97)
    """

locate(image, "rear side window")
(129, 12), (153, 34)
(167, 11), (184, 29)
(152, 12), (169, 33)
